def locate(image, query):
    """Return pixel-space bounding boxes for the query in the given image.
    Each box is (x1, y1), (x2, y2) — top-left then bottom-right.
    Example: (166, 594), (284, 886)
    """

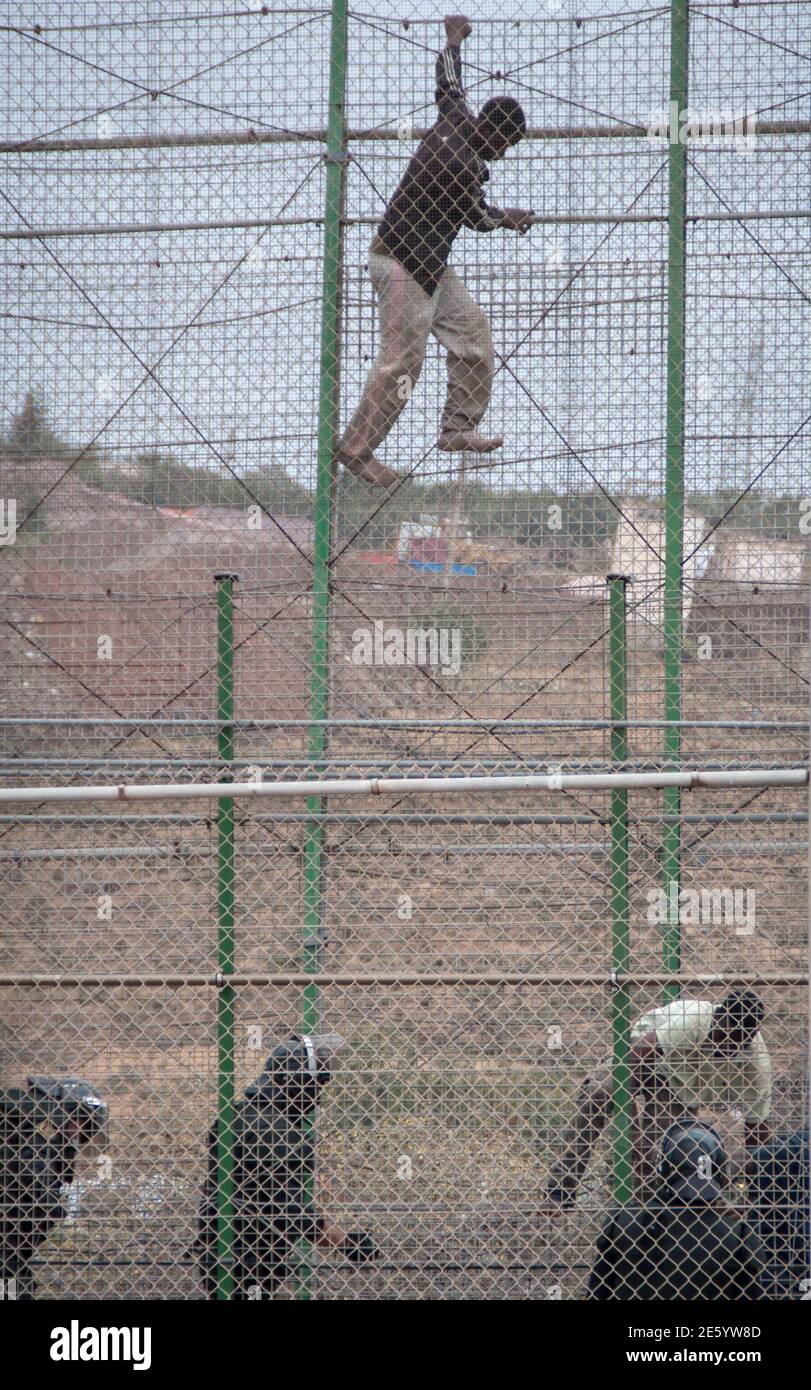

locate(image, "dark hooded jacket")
(587, 1198), (768, 1300)
(196, 1041), (328, 1295)
(0, 1097), (78, 1293)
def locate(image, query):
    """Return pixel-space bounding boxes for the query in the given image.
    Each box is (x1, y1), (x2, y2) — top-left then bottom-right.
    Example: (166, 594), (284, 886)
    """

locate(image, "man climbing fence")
(335, 14), (534, 486)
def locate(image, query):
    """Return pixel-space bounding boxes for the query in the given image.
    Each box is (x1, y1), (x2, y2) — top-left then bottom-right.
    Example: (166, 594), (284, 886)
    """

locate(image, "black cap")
(658, 1119), (727, 1202)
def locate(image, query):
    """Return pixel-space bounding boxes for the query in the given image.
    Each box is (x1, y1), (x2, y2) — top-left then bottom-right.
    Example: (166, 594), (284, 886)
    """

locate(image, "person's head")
(658, 1119), (728, 1203)
(26, 1077), (108, 1147)
(475, 96), (527, 159)
(244, 1033), (345, 1115)
(708, 990), (765, 1055)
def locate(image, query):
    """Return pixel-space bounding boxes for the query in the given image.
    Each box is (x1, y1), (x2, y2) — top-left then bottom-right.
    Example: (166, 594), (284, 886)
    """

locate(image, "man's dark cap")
(658, 1119), (727, 1203)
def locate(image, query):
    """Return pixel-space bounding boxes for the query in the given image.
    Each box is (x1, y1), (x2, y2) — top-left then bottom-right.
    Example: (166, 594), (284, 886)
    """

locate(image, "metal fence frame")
(1, 0), (809, 1301)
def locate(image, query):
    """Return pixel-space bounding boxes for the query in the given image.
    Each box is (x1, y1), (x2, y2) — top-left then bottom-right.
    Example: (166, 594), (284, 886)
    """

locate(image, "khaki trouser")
(549, 1057), (697, 1199)
(337, 252), (495, 463)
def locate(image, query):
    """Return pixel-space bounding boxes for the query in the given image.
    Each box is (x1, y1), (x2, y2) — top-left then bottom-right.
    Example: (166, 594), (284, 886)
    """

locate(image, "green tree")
(5, 390), (70, 461)
(249, 464), (313, 516)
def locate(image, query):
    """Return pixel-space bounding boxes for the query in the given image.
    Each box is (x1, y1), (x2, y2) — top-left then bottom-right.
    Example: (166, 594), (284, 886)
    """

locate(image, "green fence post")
(214, 571), (238, 1300)
(297, 0), (348, 1300)
(662, 0), (689, 1003)
(608, 574), (632, 1203)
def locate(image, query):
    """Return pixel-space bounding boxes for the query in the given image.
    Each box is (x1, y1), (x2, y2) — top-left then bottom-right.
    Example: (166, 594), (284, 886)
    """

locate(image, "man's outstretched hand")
(445, 14), (472, 45)
(502, 208), (535, 234)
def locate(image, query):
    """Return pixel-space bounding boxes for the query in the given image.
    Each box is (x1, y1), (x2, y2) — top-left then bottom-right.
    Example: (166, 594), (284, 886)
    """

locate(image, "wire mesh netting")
(0, 0), (808, 1301)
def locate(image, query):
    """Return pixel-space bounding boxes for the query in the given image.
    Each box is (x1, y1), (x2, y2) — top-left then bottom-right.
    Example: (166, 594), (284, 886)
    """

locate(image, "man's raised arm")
(435, 14), (475, 120)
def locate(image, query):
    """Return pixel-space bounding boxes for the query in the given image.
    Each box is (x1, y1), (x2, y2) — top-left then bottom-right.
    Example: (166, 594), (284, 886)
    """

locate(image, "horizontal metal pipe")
(1, 717), (806, 729)
(1, 116), (807, 155)
(1, 837), (804, 863)
(0, 972), (805, 988)
(2, 811), (805, 827)
(4, 206), (810, 239)
(5, 756), (802, 772)
(0, 844), (208, 862)
(0, 768), (806, 805)
(0, 214), (324, 240)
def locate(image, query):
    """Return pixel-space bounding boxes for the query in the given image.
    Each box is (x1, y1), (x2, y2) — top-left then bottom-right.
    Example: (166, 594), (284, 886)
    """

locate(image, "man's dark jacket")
(376, 43), (509, 294)
(0, 1112), (77, 1297)
(196, 1098), (322, 1297)
(587, 1198), (768, 1300)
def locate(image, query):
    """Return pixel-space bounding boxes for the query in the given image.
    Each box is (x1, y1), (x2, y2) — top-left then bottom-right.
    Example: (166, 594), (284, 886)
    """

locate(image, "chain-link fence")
(1, 0), (808, 1301)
